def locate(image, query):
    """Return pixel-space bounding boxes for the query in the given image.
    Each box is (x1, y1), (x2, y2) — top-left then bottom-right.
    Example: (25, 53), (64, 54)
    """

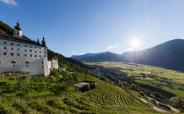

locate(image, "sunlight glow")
(128, 37), (142, 51)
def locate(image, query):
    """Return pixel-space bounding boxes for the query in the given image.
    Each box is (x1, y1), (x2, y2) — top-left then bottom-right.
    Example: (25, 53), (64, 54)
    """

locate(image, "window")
(41, 61), (44, 68)
(35, 55), (37, 57)
(17, 44), (20, 46)
(24, 49), (27, 52)
(35, 51), (37, 53)
(25, 61), (29, 64)
(11, 43), (14, 46)
(10, 53), (14, 56)
(11, 47), (14, 50)
(11, 61), (16, 67)
(30, 49), (32, 52)
(25, 61), (29, 67)
(17, 48), (20, 51)
(11, 61), (16, 64)
(39, 51), (41, 53)
(39, 55), (41, 57)
(30, 46), (32, 48)
(3, 52), (7, 55)
(17, 53), (20, 56)
(30, 54), (32, 57)
(24, 54), (27, 57)
(24, 45), (27, 47)
(4, 41), (7, 44)
(4, 47), (7, 49)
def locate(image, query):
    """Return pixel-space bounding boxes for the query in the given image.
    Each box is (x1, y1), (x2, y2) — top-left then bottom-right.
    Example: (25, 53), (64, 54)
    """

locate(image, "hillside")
(122, 39), (184, 72)
(86, 62), (184, 112)
(71, 51), (123, 62)
(86, 62), (184, 96)
(0, 21), (161, 114)
(72, 39), (184, 72)
(0, 70), (157, 114)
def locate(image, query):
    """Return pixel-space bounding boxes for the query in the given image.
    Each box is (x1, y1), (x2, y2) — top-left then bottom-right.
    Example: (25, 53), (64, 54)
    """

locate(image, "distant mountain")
(71, 39), (184, 72)
(71, 51), (123, 62)
(122, 39), (184, 71)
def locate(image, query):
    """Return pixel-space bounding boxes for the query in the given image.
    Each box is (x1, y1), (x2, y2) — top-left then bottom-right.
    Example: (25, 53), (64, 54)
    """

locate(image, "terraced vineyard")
(0, 71), (157, 114)
(86, 62), (184, 113)
(1, 62), (183, 114)
(83, 82), (155, 114)
(86, 62), (184, 97)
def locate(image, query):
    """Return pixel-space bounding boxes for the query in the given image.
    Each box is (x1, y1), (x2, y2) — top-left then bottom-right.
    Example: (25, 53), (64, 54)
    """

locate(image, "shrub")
(12, 101), (30, 114)
(153, 92), (162, 99)
(169, 97), (184, 111)
(47, 100), (56, 107)
(51, 83), (67, 95)
(130, 83), (138, 90)
(8, 77), (16, 81)
(90, 83), (95, 89)
(19, 76), (28, 80)
(80, 84), (90, 92)
(0, 107), (6, 114)
(1, 83), (16, 93)
(28, 101), (54, 113)
(16, 92), (25, 96)
(139, 91), (145, 96)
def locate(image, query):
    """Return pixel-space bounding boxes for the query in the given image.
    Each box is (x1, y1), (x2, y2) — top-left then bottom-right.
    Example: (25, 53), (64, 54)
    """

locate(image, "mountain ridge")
(71, 51), (123, 62)
(71, 39), (184, 72)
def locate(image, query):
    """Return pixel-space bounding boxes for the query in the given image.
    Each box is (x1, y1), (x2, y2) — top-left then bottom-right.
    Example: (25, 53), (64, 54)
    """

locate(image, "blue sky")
(1, 0), (184, 56)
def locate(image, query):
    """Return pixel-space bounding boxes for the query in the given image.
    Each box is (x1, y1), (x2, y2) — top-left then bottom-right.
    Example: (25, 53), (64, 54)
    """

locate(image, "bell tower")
(13, 22), (22, 38)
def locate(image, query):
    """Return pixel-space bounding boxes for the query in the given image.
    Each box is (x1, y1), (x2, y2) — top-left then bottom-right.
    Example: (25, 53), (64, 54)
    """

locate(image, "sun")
(128, 38), (142, 51)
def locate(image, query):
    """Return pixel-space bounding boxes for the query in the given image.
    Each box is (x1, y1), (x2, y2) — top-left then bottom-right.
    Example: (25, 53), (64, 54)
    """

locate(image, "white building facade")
(0, 23), (58, 76)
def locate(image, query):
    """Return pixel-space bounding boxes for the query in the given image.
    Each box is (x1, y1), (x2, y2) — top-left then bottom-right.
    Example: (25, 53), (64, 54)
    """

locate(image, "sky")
(1, 0), (184, 56)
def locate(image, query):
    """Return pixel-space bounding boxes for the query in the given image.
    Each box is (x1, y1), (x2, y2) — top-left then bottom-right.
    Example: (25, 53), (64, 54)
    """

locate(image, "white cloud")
(106, 44), (118, 51)
(0, 0), (17, 6)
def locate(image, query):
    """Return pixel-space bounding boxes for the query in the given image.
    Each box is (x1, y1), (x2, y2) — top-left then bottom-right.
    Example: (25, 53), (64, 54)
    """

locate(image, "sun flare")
(128, 38), (142, 51)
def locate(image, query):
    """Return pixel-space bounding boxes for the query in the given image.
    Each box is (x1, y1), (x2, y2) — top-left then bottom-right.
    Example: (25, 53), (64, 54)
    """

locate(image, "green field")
(86, 62), (184, 97)
(0, 69), (158, 114)
(86, 62), (184, 113)
(0, 62), (184, 114)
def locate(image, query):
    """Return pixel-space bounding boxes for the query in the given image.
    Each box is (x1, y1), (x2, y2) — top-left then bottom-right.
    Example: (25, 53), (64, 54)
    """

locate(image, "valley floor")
(0, 62), (184, 114)
(86, 62), (184, 113)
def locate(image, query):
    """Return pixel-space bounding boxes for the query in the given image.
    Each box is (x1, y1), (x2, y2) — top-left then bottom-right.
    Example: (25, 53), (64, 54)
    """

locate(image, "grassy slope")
(0, 21), (156, 114)
(86, 62), (184, 97)
(0, 71), (156, 114)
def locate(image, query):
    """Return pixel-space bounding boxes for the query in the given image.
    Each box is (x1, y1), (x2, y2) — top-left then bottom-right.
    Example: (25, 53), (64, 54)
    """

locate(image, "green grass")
(0, 69), (157, 114)
(86, 62), (184, 97)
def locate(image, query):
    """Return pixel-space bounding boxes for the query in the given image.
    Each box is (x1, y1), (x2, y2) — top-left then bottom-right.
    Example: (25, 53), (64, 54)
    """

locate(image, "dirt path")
(140, 98), (170, 113)
(140, 98), (180, 113)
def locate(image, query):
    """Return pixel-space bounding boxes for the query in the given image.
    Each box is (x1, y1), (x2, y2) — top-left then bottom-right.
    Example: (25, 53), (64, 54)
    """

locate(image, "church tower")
(13, 22), (22, 38)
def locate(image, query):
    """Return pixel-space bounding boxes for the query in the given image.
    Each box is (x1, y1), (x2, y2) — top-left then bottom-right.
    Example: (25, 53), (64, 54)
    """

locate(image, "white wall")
(13, 29), (22, 38)
(0, 39), (49, 76)
(51, 59), (58, 69)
